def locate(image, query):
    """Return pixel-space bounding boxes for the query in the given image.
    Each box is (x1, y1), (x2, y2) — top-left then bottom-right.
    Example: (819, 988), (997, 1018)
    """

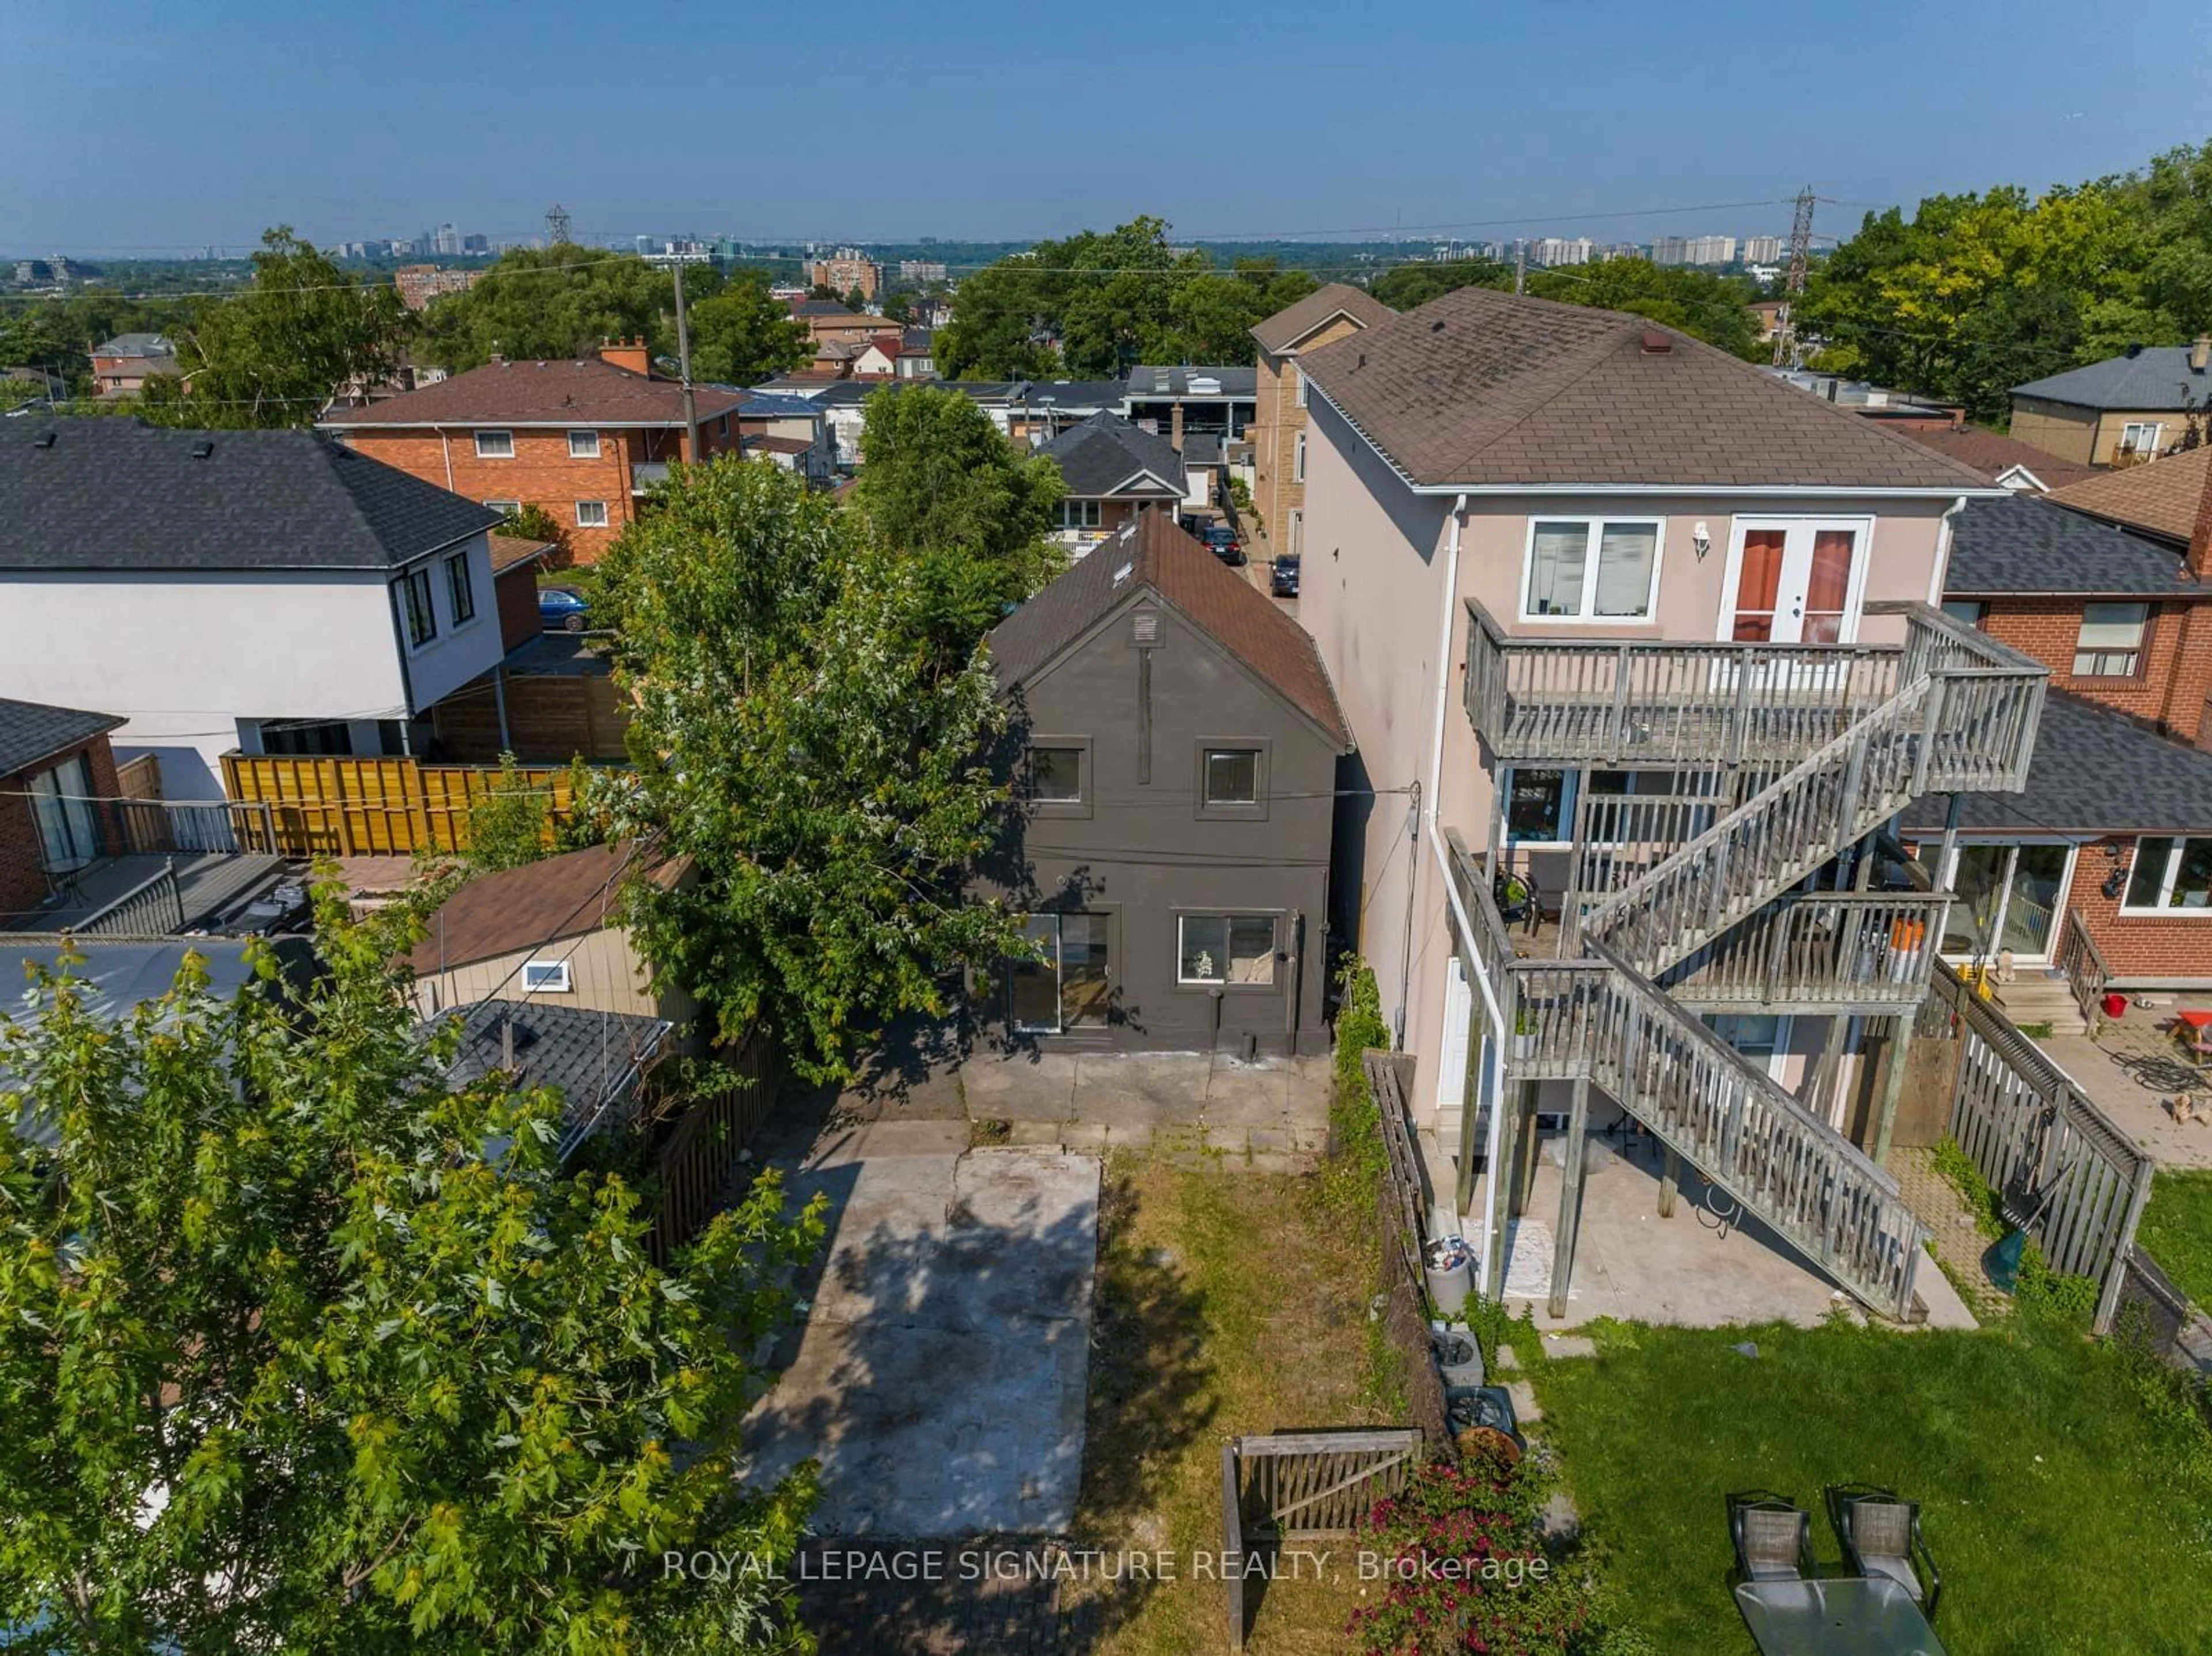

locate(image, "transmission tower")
(1772, 184), (1815, 366)
(546, 203), (572, 246)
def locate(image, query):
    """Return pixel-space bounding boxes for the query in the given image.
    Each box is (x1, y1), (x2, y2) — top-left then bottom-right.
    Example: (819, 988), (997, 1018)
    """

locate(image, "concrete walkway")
(2035, 997), (2212, 1169)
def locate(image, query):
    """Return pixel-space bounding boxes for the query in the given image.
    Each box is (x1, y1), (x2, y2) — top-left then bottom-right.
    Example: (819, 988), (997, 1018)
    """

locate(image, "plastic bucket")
(2103, 991), (2127, 1019)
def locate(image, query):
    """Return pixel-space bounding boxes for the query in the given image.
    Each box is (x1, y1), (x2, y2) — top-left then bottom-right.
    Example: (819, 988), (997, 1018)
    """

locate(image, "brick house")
(317, 342), (750, 561)
(1248, 285), (1392, 559)
(0, 698), (124, 919)
(1901, 456), (2212, 996)
(89, 332), (176, 399)
(1037, 412), (1186, 559)
(2008, 337), (2212, 468)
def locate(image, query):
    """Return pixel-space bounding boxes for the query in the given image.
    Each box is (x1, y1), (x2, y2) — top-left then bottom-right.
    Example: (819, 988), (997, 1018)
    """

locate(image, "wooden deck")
(4, 852), (290, 934)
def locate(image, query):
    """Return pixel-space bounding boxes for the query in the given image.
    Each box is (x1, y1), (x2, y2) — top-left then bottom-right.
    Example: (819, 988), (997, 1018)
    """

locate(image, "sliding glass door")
(1007, 912), (1113, 1034)
(1937, 843), (2074, 963)
(26, 756), (100, 874)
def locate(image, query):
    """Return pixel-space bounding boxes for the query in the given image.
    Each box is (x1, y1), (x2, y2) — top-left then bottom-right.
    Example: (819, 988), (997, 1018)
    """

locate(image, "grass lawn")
(2139, 1169), (2212, 1311)
(1063, 1151), (1402, 1656)
(1528, 1313), (2212, 1655)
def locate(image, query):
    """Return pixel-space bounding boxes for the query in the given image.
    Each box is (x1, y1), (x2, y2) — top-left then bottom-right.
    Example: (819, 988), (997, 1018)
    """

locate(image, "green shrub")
(1321, 957), (1390, 1214)
(1930, 1135), (2006, 1239)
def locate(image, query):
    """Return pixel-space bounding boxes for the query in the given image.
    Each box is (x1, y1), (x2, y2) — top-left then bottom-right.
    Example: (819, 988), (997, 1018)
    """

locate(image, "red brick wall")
(343, 418), (743, 564)
(2065, 833), (2212, 984)
(1974, 596), (2212, 742)
(0, 736), (122, 918)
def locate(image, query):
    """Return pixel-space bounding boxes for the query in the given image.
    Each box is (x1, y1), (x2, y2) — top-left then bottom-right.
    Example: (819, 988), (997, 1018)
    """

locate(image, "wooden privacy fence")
(1222, 1429), (1425, 1650)
(221, 753), (580, 857)
(646, 1034), (783, 1263)
(1929, 963), (2154, 1333)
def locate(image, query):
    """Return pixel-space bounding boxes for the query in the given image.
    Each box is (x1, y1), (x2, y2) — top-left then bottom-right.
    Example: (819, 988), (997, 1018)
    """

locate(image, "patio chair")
(1728, 1491), (1817, 1585)
(1827, 1484), (1942, 1621)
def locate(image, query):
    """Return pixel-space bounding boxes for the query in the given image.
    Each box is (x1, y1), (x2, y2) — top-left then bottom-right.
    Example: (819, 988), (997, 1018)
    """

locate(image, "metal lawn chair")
(1729, 1491), (1817, 1585)
(1828, 1484), (1942, 1621)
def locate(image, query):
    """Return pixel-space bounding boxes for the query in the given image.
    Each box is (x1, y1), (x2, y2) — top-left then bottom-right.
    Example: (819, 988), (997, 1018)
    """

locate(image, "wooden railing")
(1660, 891), (1952, 1011)
(104, 797), (281, 858)
(222, 753), (581, 857)
(77, 860), (186, 936)
(1928, 962), (2153, 1332)
(2053, 908), (2113, 1032)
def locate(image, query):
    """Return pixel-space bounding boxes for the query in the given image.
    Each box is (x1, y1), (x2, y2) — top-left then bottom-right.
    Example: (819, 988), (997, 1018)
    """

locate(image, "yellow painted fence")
(221, 753), (580, 858)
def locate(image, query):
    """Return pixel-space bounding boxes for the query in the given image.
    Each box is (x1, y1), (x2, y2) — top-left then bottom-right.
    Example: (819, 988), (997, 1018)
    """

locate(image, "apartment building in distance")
(393, 264), (483, 311)
(810, 248), (882, 300)
(1248, 283), (1392, 560)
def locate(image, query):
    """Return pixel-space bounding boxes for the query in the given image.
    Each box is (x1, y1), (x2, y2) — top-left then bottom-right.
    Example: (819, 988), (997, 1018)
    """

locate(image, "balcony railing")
(1658, 890), (1953, 1011)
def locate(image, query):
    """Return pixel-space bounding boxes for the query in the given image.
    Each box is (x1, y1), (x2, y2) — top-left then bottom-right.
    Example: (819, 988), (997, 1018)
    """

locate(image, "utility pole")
(672, 260), (699, 464)
(1513, 238), (1527, 297)
(1772, 184), (1815, 367)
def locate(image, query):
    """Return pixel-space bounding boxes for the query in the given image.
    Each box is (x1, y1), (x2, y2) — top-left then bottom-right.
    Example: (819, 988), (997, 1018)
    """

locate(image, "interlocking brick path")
(1890, 1146), (2005, 1319)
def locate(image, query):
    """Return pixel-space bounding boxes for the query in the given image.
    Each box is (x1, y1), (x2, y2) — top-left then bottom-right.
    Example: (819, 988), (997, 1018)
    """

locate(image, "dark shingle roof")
(1125, 365), (1256, 398)
(2012, 347), (2212, 411)
(0, 419), (503, 572)
(0, 697), (123, 777)
(1902, 692), (2212, 836)
(437, 1002), (672, 1149)
(1041, 411), (1185, 498)
(1250, 283), (1395, 355)
(93, 332), (172, 359)
(1900, 427), (2100, 490)
(1300, 286), (1995, 492)
(322, 356), (746, 429)
(1945, 494), (2195, 596)
(1018, 380), (1126, 414)
(989, 509), (1350, 748)
(2046, 446), (2212, 545)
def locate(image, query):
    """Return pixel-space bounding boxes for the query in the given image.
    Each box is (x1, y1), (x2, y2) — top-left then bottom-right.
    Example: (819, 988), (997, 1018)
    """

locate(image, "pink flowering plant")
(1347, 1448), (1590, 1655)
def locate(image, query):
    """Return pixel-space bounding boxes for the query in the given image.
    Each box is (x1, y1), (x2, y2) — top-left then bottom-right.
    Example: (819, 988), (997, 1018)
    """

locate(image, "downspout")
(438, 426), (454, 492)
(1420, 494), (1510, 1248)
(1926, 494), (1968, 606)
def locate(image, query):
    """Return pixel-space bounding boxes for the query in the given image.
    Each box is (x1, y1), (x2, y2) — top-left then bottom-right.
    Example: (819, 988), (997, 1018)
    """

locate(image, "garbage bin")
(1424, 1236), (1474, 1316)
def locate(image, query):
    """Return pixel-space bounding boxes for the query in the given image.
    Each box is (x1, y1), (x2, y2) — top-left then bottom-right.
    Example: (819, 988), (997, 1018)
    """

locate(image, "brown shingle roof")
(1299, 286), (1994, 492)
(1249, 283), (1395, 355)
(988, 509), (1350, 748)
(1899, 428), (2100, 490)
(321, 357), (745, 429)
(406, 842), (649, 974)
(489, 533), (556, 574)
(2046, 445), (2212, 544)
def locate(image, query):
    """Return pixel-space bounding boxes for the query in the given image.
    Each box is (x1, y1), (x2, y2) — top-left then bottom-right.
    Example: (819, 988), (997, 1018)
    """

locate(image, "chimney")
(2192, 334), (2210, 374)
(2189, 451), (2212, 581)
(599, 336), (650, 376)
(1169, 402), (1185, 453)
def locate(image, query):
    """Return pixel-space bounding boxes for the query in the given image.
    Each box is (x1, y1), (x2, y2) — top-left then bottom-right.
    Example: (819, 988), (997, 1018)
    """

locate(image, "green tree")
(461, 751), (558, 871)
(138, 228), (406, 429)
(0, 903), (823, 1654)
(596, 458), (1024, 1082)
(879, 290), (915, 324)
(1368, 257), (1512, 310)
(849, 384), (1065, 654)
(499, 500), (575, 564)
(417, 244), (675, 372)
(687, 275), (810, 386)
(1529, 258), (1764, 359)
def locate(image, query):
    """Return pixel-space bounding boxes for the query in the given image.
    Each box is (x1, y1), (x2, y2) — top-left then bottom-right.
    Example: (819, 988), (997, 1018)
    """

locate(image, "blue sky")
(5, 1), (2209, 255)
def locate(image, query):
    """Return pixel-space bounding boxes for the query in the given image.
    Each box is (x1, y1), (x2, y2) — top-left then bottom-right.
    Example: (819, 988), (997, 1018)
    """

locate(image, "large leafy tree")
(849, 384), (1065, 653)
(138, 228), (407, 428)
(1368, 257), (1513, 311)
(416, 244), (677, 371)
(0, 903), (822, 1653)
(687, 274), (810, 385)
(1529, 258), (1764, 359)
(597, 459), (1024, 1082)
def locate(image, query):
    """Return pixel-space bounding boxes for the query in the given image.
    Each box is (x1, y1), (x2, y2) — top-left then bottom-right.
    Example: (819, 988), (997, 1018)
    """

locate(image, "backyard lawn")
(2139, 1169), (2212, 1311)
(1062, 1151), (1402, 1656)
(1528, 1311), (2212, 1655)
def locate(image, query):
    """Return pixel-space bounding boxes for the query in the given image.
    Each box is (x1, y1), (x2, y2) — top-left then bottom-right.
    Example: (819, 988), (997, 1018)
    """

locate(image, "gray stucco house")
(975, 509), (1352, 1055)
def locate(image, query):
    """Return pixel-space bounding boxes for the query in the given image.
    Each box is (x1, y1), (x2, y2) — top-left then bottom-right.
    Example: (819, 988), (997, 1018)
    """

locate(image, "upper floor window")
(2073, 602), (2147, 677)
(1293, 432), (1306, 483)
(2119, 421), (2164, 458)
(475, 430), (514, 459)
(2124, 836), (2212, 912)
(445, 552), (476, 625)
(1027, 745), (1084, 802)
(567, 429), (601, 458)
(575, 500), (610, 529)
(483, 499), (520, 517)
(402, 566), (437, 646)
(1198, 744), (1268, 818)
(1058, 499), (1103, 530)
(1522, 518), (1662, 623)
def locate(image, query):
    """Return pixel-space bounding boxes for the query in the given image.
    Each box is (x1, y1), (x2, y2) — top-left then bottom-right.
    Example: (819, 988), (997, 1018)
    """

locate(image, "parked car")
(1271, 555), (1301, 597)
(1200, 523), (1245, 566)
(539, 585), (591, 633)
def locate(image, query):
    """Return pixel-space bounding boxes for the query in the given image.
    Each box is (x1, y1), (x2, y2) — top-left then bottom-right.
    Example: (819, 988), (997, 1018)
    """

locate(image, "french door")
(1937, 843), (2075, 964)
(1008, 912), (1113, 1033)
(27, 756), (100, 874)
(1720, 518), (1871, 645)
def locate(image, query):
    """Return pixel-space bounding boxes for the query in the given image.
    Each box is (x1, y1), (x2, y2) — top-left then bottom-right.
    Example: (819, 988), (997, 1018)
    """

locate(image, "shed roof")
(406, 842), (657, 975)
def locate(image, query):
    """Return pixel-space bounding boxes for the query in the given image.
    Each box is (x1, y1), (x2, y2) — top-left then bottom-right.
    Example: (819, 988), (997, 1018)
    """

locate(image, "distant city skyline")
(5, 2), (2207, 251)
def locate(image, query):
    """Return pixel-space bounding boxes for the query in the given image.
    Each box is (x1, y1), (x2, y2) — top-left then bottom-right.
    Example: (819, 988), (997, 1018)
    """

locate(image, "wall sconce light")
(2103, 858), (2131, 901)
(1692, 521), (1713, 559)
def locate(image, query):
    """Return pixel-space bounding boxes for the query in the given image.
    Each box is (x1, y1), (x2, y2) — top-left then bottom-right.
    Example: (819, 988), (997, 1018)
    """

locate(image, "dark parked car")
(1200, 523), (1245, 565)
(1271, 555), (1300, 597)
(538, 585), (591, 633)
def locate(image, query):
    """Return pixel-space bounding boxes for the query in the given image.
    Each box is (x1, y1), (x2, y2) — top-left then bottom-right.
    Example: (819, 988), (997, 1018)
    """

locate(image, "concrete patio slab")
(959, 1050), (1080, 1122)
(2036, 1005), (2212, 1169)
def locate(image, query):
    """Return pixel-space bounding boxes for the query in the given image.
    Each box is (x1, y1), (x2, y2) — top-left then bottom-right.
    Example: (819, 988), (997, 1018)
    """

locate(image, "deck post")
(1454, 992), (1488, 1218)
(1510, 1080), (1541, 1218)
(1483, 1081), (1522, 1298)
(1871, 1012), (1914, 1166)
(1548, 1076), (1591, 1318)
(1659, 1146), (1681, 1218)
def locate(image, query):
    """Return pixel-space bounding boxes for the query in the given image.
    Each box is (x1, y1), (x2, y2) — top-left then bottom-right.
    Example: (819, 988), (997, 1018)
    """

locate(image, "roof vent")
(1356, 353), (1366, 369)
(1188, 376), (1221, 395)
(32, 430), (56, 449)
(1112, 560), (1135, 586)
(1639, 331), (1672, 354)
(2126, 342), (2143, 358)
(1431, 319), (1446, 332)
(190, 439), (215, 458)
(1131, 608), (1160, 644)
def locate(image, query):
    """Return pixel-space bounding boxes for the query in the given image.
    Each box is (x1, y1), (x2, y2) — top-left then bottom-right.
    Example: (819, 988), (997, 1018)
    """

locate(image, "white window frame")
(483, 499), (520, 516)
(474, 429), (514, 459)
(1175, 912), (1279, 987)
(2120, 420), (2164, 457)
(574, 499), (610, 529)
(1058, 498), (1103, 530)
(1287, 509), (1303, 558)
(567, 429), (601, 458)
(1293, 363), (1307, 408)
(1293, 431), (1306, 483)
(1519, 516), (1666, 626)
(2120, 836), (2212, 916)
(1714, 514), (1874, 645)
(521, 960), (573, 992)
(2072, 601), (2147, 678)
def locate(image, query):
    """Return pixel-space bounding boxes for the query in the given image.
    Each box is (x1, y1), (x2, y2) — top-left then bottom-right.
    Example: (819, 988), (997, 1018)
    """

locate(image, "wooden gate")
(1221, 1429), (1424, 1649)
